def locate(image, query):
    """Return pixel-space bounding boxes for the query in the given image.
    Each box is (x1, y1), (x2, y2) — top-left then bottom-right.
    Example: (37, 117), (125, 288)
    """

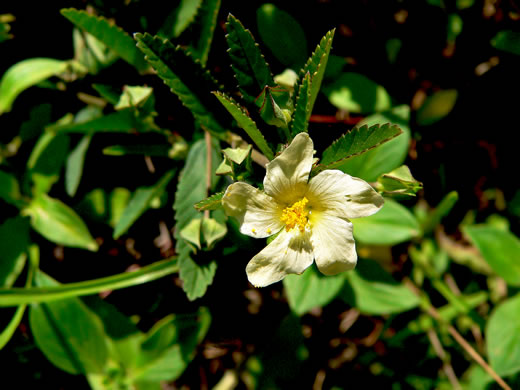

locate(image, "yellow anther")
(280, 197), (309, 233)
(267, 228), (272, 234)
(252, 228), (256, 234)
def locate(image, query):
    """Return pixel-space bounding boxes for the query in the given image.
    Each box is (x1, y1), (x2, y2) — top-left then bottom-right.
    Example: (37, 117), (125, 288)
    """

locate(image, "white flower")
(222, 133), (384, 287)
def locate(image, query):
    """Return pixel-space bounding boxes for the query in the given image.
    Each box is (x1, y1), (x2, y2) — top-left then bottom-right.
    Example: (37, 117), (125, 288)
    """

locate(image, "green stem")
(0, 258), (178, 307)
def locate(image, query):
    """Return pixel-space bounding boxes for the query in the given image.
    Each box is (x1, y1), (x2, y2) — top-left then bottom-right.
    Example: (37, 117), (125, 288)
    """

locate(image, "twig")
(204, 131), (212, 219)
(427, 328), (461, 389)
(405, 279), (512, 390)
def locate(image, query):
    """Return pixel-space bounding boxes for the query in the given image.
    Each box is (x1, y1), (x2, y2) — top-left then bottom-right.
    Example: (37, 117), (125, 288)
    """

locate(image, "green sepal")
(255, 86), (292, 130)
(376, 165), (423, 197)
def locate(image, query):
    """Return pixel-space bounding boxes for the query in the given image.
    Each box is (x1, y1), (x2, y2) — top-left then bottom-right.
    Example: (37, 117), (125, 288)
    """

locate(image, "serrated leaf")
(290, 72), (311, 135)
(464, 225), (520, 286)
(225, 14), (275, 104)
(256, 4), (307, 68)
(486, 294), (520, 376)
(297, 29), (335, 121)
(283, 265), (344, 316)
(172, 0), (203, 37)
(352, 199), (420, 245)
(24, 194), (98, 251)
(190, 0), (221, 66)
(134, 33), (228, 140)
(194, 191), (225, 211)
(317, 123), (402, 172)
(61, 8), (148, 71)
(113, 170), (176, 239)
(0, 58), (69, 114)
(174, 139), (220, 300)
(213, 91), (273, 159)
(334, 105), (411, 181)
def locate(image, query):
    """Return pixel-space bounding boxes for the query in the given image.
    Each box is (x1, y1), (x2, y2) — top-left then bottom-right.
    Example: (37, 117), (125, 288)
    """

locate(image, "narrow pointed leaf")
(213, 91), (273, 159)
(317, 123), (402, 172)
(171, 0), (203, 38)
(290, 72), (311, 135)
(0, 58), (69, 114)
(47, 109), (139, 133)
(190, 0), (221, 66)
(194, 191), (225, 211)
(0, 217), (30, 288)
(297, 29), (335, 120)
(225, 14), (274, 104)
(134, 33), (228, 140)
(113, 169), (176, 239)
(65, 135), (92, 197)
(24, 194), (98, 251)
(0, 170), (22, 207)
(61, 8), (148, 71)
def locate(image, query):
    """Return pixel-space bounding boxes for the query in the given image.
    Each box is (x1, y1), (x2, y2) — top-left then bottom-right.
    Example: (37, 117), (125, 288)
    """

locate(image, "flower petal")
(222, 182), (283, 238)
(246, 229), (314, 287)
(310, 212), (357, 275)
(307, 170), (384, 219)
(263, 132), (314, 204)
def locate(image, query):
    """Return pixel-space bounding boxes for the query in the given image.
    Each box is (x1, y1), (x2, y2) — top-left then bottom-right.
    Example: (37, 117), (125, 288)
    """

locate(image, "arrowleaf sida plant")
(0, 2), (519, 389)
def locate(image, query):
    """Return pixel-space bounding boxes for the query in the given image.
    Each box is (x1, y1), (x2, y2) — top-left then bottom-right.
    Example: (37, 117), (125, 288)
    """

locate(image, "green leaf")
(492, 30), (520, 56)
(225, 14), (275, 104)
(47, 109), (142, 134)
(194, 191), (225, 211)
(24, 193), (98, 251)
(189, 0), (221, 67)
(342, 259), (420, 315)
(0, 258), (178, 307)
(464, 225), (520, 286)
(283, 265), (345, 316)
(174, 139), (220, 300)
(223, 145), (252, 164)
(416, 89), (458, 126)
(335, 105), (411, 181)
(298, 29), (335, 121)
(352, 199), (420, 245)
(135, 307), (211, 381)
(317, 123), (402, 172)
(134, 33), (228, 140)
(324, 72), (392, 114)
(0, 217), (30, 287)
(422, 191), (458, 235)
(0, 58), (69, 114)
(486, 293), (520, 376)
(256, 4), (307, 68)
(92, 83), (121, 104)
(172, 0), (203, 37)
(29, 272), (109, 374)
(65, 135), (92, 197)
(61, 8), (148, 72)
(113, 170), (176, 239)
(290, 72), (311, 135)
(377, 165), (423, 197)
(213, 92), (273, 159)
(0, 170), (22, 207)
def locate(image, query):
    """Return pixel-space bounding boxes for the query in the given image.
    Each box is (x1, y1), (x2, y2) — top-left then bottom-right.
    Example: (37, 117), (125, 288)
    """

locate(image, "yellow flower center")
(280, 197), (309, 233)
